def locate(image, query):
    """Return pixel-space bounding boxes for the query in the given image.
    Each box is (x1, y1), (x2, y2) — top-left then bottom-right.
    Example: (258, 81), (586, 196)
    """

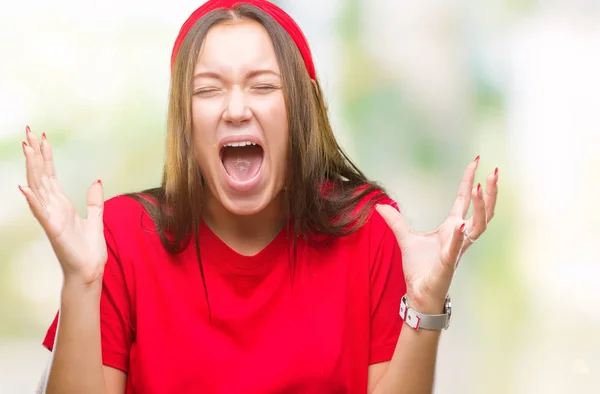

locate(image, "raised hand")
(19, 126), (107, 286)
(376, 156), (499, 313)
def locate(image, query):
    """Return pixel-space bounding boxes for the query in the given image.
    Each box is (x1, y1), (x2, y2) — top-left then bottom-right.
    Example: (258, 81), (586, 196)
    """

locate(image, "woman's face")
(191, 19), (288, 216)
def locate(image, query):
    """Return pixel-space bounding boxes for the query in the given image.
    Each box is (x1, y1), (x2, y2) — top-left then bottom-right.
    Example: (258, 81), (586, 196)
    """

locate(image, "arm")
(368, 308), (442, 394)
(42, 281), (126, 394)
(20, 128), (130, 394)
(364, 214), (442, 394)
(371, 158), (498, 393)
(38, 215), (134, 394)
(46, 281), (105, 393)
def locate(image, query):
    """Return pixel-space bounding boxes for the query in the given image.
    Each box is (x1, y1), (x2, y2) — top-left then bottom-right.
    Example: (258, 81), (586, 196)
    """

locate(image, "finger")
(446, 222), (466, 269)
(25, 125), (43, 158)
(484, 167), (499, 222)
(469, 183), (487, 239)
(376, 204), (411, 243)
(23, 127), (44, 193)
(40, 133), (58, 179)
(449, 156), (479, 218)
(24, 143), (45, 199)
(18, 185), (47, 222)
(86, 179), (104, 221)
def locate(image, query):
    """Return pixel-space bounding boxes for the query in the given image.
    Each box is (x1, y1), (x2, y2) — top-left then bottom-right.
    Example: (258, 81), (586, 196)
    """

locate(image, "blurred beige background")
(1, 0), (599, 393)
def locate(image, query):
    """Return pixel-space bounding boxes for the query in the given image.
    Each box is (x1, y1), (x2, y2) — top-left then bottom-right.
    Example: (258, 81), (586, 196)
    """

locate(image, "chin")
(215, 183), (283, 216)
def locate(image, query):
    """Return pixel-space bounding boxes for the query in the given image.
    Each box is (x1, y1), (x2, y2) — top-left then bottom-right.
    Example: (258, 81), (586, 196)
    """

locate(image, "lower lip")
(219, 157), (265, 193)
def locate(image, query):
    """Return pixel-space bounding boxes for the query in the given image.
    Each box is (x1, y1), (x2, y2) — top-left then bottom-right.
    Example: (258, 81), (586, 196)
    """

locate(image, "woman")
(22, 1), (498, 393)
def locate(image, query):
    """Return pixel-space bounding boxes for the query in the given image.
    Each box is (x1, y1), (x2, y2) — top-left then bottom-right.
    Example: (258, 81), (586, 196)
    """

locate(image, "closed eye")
(193, 88), (221, 96)
(252, 85), (279, 92)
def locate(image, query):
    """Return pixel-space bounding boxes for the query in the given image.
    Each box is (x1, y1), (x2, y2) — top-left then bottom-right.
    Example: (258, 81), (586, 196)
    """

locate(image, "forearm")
(372, 324), (440, 394)
(46, 279), (106, 394)
(372, 299), (444, 394)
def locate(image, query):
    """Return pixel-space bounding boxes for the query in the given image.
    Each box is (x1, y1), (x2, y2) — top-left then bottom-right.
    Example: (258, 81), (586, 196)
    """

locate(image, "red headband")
(170, 0), (316, 80)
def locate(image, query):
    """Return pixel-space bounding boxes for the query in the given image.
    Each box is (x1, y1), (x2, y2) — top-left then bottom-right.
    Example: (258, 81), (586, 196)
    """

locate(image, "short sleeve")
(368, 201), (406, 365)
(42, 213), (135, 373)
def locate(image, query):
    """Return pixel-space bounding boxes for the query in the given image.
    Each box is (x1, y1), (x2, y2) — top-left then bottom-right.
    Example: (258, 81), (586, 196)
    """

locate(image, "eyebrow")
(193, 69), (281, 80)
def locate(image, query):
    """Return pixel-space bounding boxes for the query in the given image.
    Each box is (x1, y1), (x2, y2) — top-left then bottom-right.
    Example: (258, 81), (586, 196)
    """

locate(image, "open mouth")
(220, 141), (264, 183)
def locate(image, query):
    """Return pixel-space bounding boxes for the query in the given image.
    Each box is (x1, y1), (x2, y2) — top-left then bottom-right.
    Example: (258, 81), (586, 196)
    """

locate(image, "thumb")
(376, 204), (410, 243)
(447, 222), (466, 269)
(86, 179), (104, 220)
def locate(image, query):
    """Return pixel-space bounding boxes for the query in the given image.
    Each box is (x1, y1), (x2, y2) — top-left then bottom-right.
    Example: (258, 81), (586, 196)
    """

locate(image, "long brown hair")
(128, 4), (388, 292)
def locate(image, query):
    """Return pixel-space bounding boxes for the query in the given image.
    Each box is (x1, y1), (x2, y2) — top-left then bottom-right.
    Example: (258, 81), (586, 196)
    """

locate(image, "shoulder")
(318, 186), (402, 285)
(102, 194), (159, 242)
(327, 184), (399, 253)
(351, 189), (403, 287)
(103, 194), (145, 217)
(358, 189), (399, 244)
(103, 194), (146, 222)
(353, 185), (399, 240)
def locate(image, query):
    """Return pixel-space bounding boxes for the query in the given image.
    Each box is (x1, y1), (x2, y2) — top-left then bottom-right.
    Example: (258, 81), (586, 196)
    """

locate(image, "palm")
(377, 158), (499, 308)
(48, 202), (107, 278)
(20, 127), (107, 284)
(397, 217), (462, 304)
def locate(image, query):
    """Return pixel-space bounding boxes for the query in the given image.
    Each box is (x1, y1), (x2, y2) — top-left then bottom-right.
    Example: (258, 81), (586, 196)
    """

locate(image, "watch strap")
(399, 295), (451, 331)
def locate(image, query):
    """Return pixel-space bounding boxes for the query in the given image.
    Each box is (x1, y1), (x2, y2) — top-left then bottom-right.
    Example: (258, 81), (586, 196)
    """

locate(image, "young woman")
(22, 1), (498, 393)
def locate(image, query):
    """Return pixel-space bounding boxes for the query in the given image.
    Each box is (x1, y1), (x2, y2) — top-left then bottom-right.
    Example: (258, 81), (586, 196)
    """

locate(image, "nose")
(222, 87), (252, 125)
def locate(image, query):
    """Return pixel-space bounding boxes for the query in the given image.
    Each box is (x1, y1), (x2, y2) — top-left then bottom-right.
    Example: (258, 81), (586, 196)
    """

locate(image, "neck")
(202, 193), (285, 256)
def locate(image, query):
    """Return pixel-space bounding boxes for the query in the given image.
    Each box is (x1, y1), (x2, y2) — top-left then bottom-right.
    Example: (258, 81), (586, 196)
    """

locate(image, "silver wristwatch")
(399, 294), (452, 331)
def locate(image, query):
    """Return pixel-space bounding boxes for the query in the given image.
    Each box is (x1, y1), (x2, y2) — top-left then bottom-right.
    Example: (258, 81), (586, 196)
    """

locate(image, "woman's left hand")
(376, 156), (499, 313)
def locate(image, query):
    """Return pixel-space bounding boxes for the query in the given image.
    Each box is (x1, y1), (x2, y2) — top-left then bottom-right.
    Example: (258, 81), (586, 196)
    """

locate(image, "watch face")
(444, 297), (452, 328)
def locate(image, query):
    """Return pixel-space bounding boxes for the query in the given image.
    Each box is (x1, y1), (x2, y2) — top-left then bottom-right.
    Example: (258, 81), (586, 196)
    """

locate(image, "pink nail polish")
(460, 223), (466, 231)
(96, 179), (102, 185)
(494, 167), (498, 176)
(42, 132), (47, 140)
(22, 141), (27, 151)
(477, 183), (481, 196)
(25, 125), (31, 134)
(474, 155), (480, 163)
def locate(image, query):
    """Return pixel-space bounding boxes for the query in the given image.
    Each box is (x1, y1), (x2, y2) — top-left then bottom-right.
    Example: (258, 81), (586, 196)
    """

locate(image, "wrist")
(62, 274), (103, 296)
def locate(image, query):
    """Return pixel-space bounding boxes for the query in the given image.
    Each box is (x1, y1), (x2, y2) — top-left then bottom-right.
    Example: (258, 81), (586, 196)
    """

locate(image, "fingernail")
(25, 125), (31, 134)
(474, 155), (480, 163)
(494, 167), (498, 176)
(477, 183), (481, 197)
(460, 223), (466, 231)
(42, 132), (47, 140)
(18, 185), (25, 194)
(95, 179), (102, 185)
(22, 141), (27, 151)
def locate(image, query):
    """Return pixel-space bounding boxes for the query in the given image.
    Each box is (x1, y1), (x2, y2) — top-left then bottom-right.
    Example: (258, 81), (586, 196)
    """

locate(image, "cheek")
(191, 128), (214, 176)
(265, 115), (288, 167)
(191, 99), (220, 166)
(192, 98), (216, 131)
(192, 137), (208, 174)
(258, 96), (288, 159)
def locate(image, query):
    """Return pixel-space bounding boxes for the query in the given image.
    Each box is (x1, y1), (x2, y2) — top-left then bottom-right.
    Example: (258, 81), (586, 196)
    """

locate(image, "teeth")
(224, 141), (257, 147)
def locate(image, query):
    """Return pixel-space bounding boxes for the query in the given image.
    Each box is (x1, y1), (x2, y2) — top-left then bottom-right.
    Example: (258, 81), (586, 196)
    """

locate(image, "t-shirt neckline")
(199, 221), (290, 273)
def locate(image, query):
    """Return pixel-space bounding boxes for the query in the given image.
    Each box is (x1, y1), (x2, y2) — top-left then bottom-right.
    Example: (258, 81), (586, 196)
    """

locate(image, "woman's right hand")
(19, 126), (107, 286)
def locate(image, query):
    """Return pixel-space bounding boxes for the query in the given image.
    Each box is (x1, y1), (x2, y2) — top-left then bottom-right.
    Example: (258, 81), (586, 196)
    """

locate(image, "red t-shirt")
(43, 193), (405, 394)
